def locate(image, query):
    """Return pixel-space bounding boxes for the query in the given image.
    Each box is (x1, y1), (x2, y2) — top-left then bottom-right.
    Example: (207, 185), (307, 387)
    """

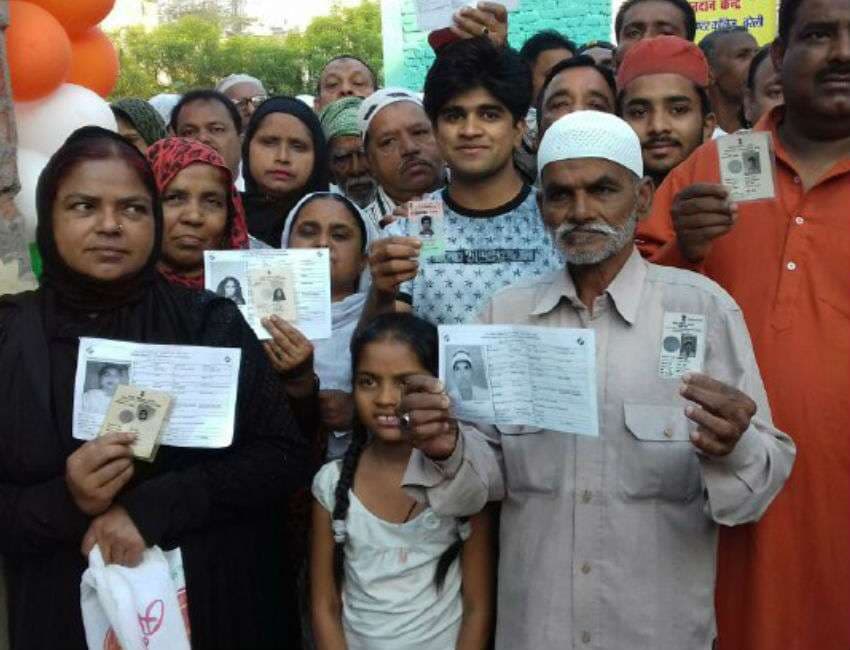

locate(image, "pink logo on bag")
(138, 599), (165, 638)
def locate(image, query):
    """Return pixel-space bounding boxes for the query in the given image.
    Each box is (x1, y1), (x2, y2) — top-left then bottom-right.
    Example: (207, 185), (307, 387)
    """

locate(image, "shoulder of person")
(312, 459), (344, 512)
(644, 261), (740, 313)
(0, 289), (40, 339)
(476, 268), (564, 323)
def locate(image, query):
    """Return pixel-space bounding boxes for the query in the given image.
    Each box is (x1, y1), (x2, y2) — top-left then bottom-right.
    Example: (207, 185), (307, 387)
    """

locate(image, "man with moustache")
(638, 0), (850, 647)
(618, 36), (717, 189)
(615, 0), (696, 64)
(367, 38), (562, 325)
(356, 88), (446, 231)
(397, 110), (794, 649)
(319, 96), (377, 208)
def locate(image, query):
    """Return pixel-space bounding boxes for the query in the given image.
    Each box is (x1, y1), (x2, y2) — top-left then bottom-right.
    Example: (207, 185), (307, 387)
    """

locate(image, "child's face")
(354, 339), (430, 442)
(288, 199), (366, 297)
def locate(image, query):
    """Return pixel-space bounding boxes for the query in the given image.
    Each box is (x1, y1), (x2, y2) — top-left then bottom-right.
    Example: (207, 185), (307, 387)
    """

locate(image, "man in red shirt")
(636, 0), (850, 647)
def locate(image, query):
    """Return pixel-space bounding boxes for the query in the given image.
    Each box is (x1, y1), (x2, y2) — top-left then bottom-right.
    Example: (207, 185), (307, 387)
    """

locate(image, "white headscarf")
(280, 192), (376, 391)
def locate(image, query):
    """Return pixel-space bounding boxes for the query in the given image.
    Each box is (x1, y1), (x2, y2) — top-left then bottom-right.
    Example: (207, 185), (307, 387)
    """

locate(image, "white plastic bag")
(81, 545), (190, 650)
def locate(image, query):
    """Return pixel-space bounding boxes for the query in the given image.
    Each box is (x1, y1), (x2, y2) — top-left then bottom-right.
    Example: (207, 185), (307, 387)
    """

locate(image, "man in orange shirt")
(636, 0), (850, 647)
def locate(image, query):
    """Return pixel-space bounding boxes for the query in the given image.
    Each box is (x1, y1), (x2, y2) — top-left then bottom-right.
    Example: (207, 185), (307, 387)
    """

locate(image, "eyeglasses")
(232, 95), (267, 110)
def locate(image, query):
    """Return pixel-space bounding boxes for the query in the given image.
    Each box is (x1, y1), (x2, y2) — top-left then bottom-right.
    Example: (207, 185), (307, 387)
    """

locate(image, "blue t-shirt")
(392, 185), (563, 324)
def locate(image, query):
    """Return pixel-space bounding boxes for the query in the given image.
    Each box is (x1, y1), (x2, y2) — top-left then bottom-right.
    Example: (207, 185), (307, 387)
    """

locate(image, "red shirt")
(637, 108), (850, 650)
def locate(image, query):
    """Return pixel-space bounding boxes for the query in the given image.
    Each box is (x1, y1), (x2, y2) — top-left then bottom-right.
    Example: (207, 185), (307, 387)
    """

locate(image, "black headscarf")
(36, 126), (164, 314)
(241, 96), (329, 247)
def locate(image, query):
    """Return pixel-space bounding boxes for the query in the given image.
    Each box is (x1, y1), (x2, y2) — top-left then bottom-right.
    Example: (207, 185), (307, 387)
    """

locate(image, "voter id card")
(717, 131), (776, 203)
(99, 385), (173, 462)
(407, 199), (445, 257)
(658, 312), (706, 379)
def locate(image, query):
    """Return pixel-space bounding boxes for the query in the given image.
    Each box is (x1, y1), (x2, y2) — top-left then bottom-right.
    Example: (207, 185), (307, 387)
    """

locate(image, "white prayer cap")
(452, 350), (473, 367)
(358, 87), (424, 139)
(216, 74), (266, 94)
(537, 110), (644, 182)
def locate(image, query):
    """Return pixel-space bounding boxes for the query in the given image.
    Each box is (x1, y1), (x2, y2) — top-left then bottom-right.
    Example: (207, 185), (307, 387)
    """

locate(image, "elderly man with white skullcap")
(398, 111), (795, 649)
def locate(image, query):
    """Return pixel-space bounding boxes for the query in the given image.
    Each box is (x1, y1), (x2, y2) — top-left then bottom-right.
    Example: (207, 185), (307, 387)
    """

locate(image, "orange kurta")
(636, 108), (850, 650)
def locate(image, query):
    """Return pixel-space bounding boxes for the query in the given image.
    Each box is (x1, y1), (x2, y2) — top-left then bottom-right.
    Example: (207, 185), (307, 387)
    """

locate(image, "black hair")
(288, 192), (368, 253)
(615, 0), (697, 42)
(169, 89), (242, 135)
(316, 55), (379, 95)
(423, 37), (533, 124)
(519, 29), (577, 66)
(739, 45), (774, 128)
(215, 276), (245, 302)
(746, 45), (773, 91)
(537, 54), (617, 118)
(699, 26), (751, 65)
(331, 313), (465, 592)
(578, 40), (616, 53)
(778, 0), (803, 42)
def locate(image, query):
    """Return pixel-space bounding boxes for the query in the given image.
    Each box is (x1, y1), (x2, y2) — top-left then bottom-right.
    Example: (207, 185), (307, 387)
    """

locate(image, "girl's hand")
(319, 390), (355, 431)
(81, 504), (146, 567)
(398, 375), (459, 460)
(66, 432), (136, 516)
(262, 316), (315, 377)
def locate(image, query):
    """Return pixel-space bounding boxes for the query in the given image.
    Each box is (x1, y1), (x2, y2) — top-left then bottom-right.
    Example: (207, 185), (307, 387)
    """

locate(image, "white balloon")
(15, 84), (117, 157)
(13, 148), (50, 243)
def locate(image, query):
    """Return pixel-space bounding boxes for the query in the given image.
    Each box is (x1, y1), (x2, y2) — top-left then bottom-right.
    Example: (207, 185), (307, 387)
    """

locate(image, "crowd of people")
(1, 0), (847, 648)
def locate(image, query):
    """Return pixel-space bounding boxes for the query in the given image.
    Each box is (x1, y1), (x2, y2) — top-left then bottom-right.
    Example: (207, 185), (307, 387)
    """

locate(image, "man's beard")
(554, 211), (638, 265)
(342, 176), (377, 208)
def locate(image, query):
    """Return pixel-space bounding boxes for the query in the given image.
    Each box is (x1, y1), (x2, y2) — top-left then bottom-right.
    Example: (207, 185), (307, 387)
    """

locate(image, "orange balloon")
(67, 28), (120, 98)
(7, 1), (71, 101)
(28, 0), (116, 38)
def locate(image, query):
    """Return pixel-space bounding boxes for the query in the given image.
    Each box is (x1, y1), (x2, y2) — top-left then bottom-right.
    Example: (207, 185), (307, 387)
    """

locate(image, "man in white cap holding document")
(398, 111), (795, 649)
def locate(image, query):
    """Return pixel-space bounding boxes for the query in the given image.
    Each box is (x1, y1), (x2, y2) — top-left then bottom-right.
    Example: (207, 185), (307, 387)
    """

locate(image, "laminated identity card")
(407, 199), (446, 257)
(716, 131), (776, 203)
(98, 385), (173, 462)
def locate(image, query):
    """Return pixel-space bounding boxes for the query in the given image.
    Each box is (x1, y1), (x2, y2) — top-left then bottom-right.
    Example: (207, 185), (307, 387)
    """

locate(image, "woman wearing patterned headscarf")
(146, 137), (249, 289)
(111, 98), (168, 154)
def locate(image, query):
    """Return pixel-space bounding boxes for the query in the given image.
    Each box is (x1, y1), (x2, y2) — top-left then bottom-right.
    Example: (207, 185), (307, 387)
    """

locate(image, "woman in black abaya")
(0, 127), (312, 649)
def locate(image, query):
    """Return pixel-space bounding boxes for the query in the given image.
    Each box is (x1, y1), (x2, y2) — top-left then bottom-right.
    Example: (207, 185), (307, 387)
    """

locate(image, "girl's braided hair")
(332, 312), (464, 590)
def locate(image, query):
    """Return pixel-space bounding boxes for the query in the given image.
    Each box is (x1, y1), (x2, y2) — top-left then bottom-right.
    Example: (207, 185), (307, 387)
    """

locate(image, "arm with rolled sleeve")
(699, 302), (796, 526)
(403, 421), (506, 517)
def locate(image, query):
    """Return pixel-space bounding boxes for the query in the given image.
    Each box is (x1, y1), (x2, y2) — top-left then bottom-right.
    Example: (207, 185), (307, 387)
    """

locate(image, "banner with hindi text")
(691, 0), (777, 45)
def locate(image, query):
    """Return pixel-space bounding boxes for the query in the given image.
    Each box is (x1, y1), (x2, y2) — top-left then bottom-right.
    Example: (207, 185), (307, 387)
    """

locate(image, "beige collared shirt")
(404, 248), (795, 650)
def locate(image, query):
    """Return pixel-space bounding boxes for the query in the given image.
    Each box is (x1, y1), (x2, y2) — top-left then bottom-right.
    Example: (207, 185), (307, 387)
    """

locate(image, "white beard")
(554, 211), (638, 265)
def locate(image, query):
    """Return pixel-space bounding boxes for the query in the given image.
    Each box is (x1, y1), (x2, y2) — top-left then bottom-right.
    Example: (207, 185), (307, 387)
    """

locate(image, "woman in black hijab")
(241, 96), (329, 247)
(0, 127), (312, 649)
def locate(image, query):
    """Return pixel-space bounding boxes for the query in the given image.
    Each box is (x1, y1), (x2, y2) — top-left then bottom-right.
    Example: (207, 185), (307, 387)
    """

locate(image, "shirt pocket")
(619, 403), (701, 502)
(500, 426), (563, 496)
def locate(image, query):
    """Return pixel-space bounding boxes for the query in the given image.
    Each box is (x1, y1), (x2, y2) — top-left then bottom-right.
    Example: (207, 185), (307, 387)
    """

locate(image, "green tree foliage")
(110, 1), (382, 99)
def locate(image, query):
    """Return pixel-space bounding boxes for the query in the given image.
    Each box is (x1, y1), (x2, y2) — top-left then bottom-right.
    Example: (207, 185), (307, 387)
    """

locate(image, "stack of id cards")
(98, 386), (173, 462)
(407, 199), (445, 256)
(716, 131), (776, 203)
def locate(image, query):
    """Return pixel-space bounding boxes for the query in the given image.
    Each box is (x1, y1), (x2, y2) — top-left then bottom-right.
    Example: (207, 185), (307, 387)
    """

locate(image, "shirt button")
(793, 176), (801, 184)
(786, 261), (797, 271)
(663, 428), (673, 438)
(582, 631), (592, 644)
(795, 216), (805, 225)
(581, 489), (592, 503)
(581, 562), (592, 574)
